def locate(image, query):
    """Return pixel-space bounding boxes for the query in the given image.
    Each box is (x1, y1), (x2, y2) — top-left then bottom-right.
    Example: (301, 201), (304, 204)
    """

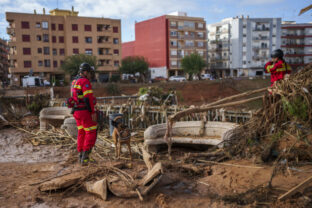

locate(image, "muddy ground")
(0, 128), (311, 208)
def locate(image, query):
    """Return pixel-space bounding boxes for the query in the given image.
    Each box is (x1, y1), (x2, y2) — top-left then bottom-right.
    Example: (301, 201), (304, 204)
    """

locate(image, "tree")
(181, 53), (206, 80)
(61, 54), (97, 76)
(119, 56), (149, 82)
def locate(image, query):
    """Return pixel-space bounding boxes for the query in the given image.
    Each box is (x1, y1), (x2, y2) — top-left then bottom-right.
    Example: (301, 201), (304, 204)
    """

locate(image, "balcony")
(253, 27), (270, 31)
(184, 35), (195, 40)
(6, 27), (15, 36)
(253, 36), (269, 41)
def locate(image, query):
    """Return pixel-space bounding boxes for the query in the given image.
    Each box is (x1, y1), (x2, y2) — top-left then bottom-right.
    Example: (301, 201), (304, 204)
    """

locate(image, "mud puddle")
(0, 128), (69, 163)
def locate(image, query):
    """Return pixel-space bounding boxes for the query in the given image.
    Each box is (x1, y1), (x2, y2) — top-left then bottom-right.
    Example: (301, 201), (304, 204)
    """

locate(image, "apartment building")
(207, 16), (281, 78)
(281, 21), (312, 71)
(0, 38), (9, 85)
(122, 12), (207, 77)
(6, 8), (121, 86)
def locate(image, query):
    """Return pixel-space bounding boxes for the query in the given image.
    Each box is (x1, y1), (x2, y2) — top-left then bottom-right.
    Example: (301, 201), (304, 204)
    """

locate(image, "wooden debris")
(85, 178), (108, 201)
(278, 175), (312, 201)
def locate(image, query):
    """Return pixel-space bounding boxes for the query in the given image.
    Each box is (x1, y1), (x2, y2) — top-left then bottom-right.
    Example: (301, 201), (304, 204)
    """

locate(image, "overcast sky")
(0, 0), (311, 42)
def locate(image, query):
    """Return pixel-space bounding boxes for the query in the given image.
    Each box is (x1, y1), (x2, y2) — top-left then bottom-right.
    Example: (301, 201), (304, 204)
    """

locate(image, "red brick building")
(122, 12), (206, 77)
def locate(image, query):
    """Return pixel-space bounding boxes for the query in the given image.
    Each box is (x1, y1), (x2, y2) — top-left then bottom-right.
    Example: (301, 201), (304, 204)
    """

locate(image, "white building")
(281, 21), (312, 71)
(207, 16), (281, 78)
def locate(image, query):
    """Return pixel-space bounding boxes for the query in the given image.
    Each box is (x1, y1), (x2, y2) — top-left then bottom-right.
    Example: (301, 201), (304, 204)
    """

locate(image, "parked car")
(169, 76), (187, 82)
(201, 74), (212, 80)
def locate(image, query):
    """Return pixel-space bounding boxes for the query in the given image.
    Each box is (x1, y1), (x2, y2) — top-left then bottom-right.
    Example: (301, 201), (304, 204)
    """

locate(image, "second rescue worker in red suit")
(73, 63), (97, 165)
(264, 49), (291, 87)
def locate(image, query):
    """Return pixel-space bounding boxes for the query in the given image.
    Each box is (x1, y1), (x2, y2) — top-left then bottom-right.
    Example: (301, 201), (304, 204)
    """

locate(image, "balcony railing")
(252, 36), (269, 41)
(6, 27), (15, 36)
(253, 27), (270, 31)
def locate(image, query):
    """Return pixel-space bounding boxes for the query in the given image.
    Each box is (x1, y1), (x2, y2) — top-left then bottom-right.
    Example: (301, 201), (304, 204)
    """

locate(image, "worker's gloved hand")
(91, 113), (97, 123)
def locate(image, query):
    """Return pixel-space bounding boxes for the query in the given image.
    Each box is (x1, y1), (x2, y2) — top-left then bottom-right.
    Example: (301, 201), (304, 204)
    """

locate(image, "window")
(73, 48), (79, 54)
(273, 24), (276, 28)
(36, 35), (41, 41)
(58, 24), (64, 31)
(114, 61), (119, 67)
(113, 38), (119, 44)
(170, 31), (177, 36)
(35, 22), (41, 28)
(185, 40), (194, 47)
(43, 34), (49, 42)
(72, 24), (78, 31)
(52, 48), (57, 55)
(171, 60), (177, 66)
(21, 21), (29, 29)
(243, 25), (247, 28)
(42, 21), (48, 29)
(38, 60), (43, 67)
(59, 36), (64, 43)
(60, 48), (65, 55)
(243, 61), (246, 65)
(113, 49), (119, 55)
(85, 49), (93, 55)
(23, 48), (31, 55)
(52, 36), (56, 43)
(198, 23), (204, 28)
(171, 50), (177, 56)
(184, 21), (195, 28)
(113, 26), (118, 33)
(37, 48), (42, 54)
(198, 32), (204, 38)
(44, 59), (50, 67)
(170, 21), (177, 26)
(43, 47), (50, 55)
(53, 60), (58, 68)
(24, 61), (32, 68)
(198, 42), (204, 47)
(51, 23), (56, 31)
(243, 34), (246, 37)
(85, 25), (92, 31)
(22, 35), (30, 42)
(170, 40), (177, 46)
(85, 37), (92, 43)
(72, 36), (79, 43)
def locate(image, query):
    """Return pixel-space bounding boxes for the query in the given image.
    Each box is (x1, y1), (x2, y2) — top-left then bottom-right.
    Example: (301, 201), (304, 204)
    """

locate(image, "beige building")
(6, 8), (121, 86)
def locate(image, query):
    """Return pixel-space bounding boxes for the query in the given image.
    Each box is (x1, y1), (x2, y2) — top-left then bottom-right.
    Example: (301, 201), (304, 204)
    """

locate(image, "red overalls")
(264, 60), (291, 86)
(72, 77), (97, 152)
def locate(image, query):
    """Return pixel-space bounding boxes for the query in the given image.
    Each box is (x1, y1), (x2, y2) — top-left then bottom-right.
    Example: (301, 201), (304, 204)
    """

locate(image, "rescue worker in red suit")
(264, 49), (291, 87)
(72, 63), (97, 165)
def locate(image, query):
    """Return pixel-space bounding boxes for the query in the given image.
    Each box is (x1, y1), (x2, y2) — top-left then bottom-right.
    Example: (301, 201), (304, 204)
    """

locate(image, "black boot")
(81, 149), (96, 166)
(81, 151), (89, 166)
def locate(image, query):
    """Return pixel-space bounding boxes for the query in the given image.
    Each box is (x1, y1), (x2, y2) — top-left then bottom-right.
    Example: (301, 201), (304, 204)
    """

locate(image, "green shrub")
(27, 94), (50, 115)
(282, 96), (308, 121)
(106, 83), (120, 96)
(110, 74), (120, 82)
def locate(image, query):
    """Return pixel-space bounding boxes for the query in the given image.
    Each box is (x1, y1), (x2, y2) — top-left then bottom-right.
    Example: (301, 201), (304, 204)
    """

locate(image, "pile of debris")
(225, 64), (312, 164)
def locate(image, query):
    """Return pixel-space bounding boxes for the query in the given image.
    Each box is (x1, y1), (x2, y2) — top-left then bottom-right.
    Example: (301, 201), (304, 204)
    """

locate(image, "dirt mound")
(54, 79), (271, 106)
